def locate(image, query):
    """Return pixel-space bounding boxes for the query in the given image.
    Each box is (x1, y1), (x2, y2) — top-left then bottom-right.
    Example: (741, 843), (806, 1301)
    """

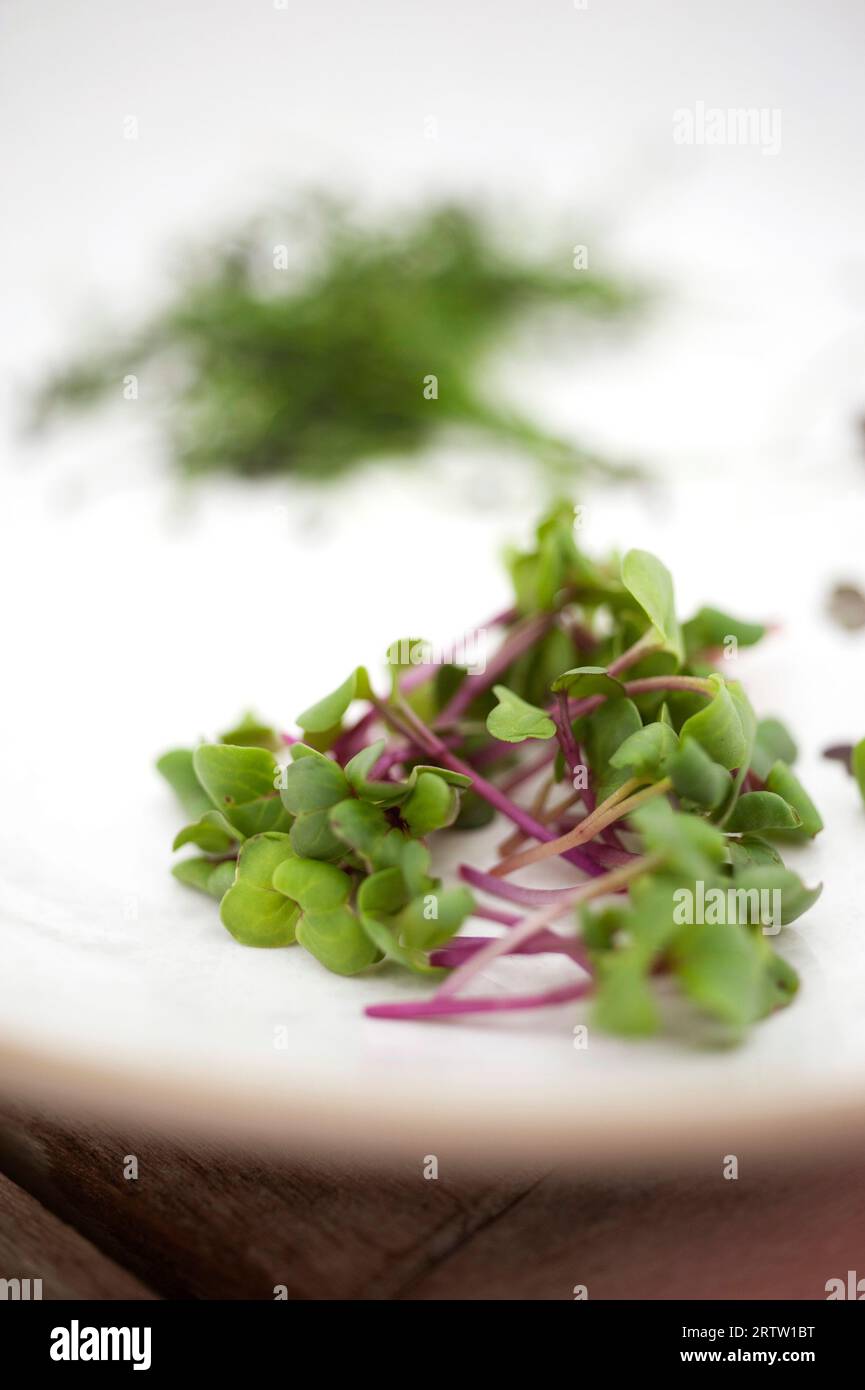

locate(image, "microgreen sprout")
(158, 502), (822, 1041)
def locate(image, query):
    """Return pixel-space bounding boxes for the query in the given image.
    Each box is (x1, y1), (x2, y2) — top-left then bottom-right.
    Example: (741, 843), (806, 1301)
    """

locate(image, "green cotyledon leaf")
(631, 798), (727, 879)
(764, 762), (823, 838)
(486, 685), (556, 743)
(549, 666), (625, 700)
(592, 957), (659, 1036)
(172, 856), (235, 900)
(192, 743), (291, 837)
(193, 743), (279, 806)
(218, 711), (282, 751)
(671, 921), (764, 1028)
(358, 913), (444, 977)
(296, 667), (373, 734)
(289, 808), (346, 861)
(296, 905), (380, 975)
(682, 607), (765, 658)
(621, 549), (684, 664)
(400, 771), (461, 836)
(278, 744), (349, 813)
(328, 798), (391, 866)
(396, 886), (475, 950)
(749, 717), (798, 781)
(609, 721), (678, 780)
(271, 857), (352, 912)
(679, 675), (748, 772)
(172, 808), (241, 854)
(219, 832), (299, 946)
(728, 865), (822, 926)
(344, 740), (407, 806)
(668, 738), (731, 810)
(726, 791), (802, 834)
(156, 749), (213, 820)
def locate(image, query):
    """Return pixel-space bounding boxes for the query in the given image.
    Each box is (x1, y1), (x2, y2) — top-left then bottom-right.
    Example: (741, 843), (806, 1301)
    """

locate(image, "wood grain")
(1, 1100), (863, 1300)
(0, 1101), (544, 1299)
(0, 1170), (156, 1300)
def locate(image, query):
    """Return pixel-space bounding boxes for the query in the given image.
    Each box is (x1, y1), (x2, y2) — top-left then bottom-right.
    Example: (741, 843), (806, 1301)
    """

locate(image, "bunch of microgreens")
(158, 503), (823, 1037)
(33, 197), (638, 484)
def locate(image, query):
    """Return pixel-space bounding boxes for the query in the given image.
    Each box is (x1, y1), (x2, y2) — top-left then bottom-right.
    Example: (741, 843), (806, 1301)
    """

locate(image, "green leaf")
(672, 922), (764, 1027)
(749, 717), (798, 781)
(296, 667), (373, 734)
(581, 696), (644, 800)
(358, 912), (444, 977)
(328, 798), (391, 865)
(296, 906), (380, 975)
(190, 743), (290, 835)
(357, 868), (409, 917)
(218, 712), (281, 751)
(668, 738), (731, 809)
(289, 808), (346, 860)
(401, 771), (461, 836)
(682, 607), (765, 657)
(486, 685), (556, 743)
(219, 832), (299, 946)
(193, 743), (279, 807)
(172, 856), (235, 900)
(377, 835), (434, 897)
(172, 809), (240, 854)
(632, 799), (727, 878)
(549, 665), (625, 700)
(727, 791), (802, 834)
(271, 858), (351, 911)
(344, 740), (407, 806)
(609, 721), (678, 779)
(854, 737), (865, 806)
(593, 957), (658, 1036)
(764, 762), (823, 837)
(726, 834), (782, 869)
(403, 764), (473, 791)
(227, 831), (295, 888)
(397, 886), (475, 950)
(679, 675), (748, 771)
(729, 865), (822, 926)
(278, 744), (349, 812)
(156, 749), (213, 820)
(757, 948), (800, 1016)
(621, 549), (684, 663)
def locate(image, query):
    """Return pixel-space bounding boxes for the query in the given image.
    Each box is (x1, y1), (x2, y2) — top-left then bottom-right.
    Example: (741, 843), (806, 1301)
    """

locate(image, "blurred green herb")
(33, 197), (640, 482)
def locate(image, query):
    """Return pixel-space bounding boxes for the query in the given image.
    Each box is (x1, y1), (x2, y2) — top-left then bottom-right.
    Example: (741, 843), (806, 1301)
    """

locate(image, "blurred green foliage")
(33, 196), (641, 482)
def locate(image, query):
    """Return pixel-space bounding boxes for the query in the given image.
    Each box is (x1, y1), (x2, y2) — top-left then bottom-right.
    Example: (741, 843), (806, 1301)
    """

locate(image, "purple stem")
(403, 717), (604, 878)
(470, 901), (522, 926)
(576, 745), (596, 815)
(429, 932), (590, 970)
(499, 745), (558, 793)
(365, 979), (592, 1020)
(555, 690), (582, 780)
(436, 612), (554, 726)
(331, 708), (379, 764)
(581, 842), (637, 869)
(460, 863), (592, 906)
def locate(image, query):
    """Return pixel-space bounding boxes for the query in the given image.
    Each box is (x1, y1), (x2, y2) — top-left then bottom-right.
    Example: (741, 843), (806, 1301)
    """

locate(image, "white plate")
(2, 464), (864, 1165)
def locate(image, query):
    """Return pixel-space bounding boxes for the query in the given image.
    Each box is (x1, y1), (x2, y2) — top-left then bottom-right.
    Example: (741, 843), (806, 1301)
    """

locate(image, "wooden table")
(2, 1098), (864, 1299)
